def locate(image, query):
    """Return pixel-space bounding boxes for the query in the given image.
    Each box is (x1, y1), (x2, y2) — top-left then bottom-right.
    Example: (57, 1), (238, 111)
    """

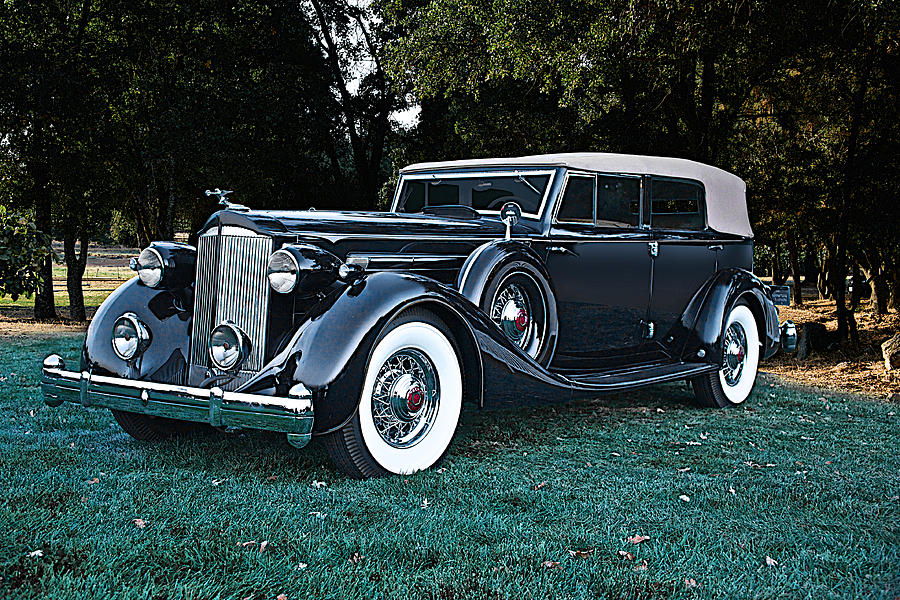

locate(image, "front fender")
(239, 271), (579, 434)
(676, 268), (780, 364)
(82, 277), (193, 381)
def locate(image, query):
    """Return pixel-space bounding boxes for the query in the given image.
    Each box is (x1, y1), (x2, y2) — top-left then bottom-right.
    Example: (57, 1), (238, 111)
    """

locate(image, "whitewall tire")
(325, 309), (463, 478)
(692, 303), (760, 408)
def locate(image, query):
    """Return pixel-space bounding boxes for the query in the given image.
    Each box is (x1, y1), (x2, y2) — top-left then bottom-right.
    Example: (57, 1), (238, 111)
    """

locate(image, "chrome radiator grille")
(190, 231), (273, 374)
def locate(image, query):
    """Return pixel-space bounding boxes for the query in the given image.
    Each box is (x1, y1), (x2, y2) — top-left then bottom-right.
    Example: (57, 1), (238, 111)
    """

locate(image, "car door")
(543, 172), (651, 369)
(646, 177), (718, 351)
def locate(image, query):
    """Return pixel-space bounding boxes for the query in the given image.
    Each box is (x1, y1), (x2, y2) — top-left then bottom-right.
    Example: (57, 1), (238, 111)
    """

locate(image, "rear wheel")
(691, 303), (760, 408)
(324, 308), (463, 478)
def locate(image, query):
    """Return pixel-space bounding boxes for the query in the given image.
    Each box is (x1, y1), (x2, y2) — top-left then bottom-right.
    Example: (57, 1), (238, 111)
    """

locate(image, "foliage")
(2, 336), (898, 598)
(384, 0), (900, 320)
(0, 206), (50, 301)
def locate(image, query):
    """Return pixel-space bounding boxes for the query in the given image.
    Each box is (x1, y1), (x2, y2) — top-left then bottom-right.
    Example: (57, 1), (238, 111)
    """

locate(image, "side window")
(650, 178), (705, 231)
(556, 175), (594, 223)
(596, 175), (640, 227)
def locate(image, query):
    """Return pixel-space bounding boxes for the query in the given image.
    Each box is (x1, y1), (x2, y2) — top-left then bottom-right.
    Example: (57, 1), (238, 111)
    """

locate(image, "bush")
(0, 206), (51, 300)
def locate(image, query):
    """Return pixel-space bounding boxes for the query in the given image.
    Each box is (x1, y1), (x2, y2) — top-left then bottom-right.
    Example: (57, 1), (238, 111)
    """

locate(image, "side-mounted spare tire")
(458, 241), (557, 366)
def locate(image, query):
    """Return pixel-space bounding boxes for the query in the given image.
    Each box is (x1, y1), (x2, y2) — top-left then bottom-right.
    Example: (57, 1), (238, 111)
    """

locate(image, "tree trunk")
(887, 267), (900, 312)
(788, 231), (803, 306)
(31, 152), (56, 320)
(63, 229), (90, 322)
(866, 266), (888, 314)
(772, 242), (786, 285)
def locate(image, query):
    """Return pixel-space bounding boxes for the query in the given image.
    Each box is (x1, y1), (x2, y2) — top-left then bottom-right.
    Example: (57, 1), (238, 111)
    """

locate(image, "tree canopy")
(0, 0), (897, 331)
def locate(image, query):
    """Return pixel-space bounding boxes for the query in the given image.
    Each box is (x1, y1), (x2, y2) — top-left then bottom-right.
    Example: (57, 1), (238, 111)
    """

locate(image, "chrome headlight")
(132, 247), (164, 288)
(266, 249), (299, 294)
(209, 322), (251, 371)
(111, 313), (151, 361)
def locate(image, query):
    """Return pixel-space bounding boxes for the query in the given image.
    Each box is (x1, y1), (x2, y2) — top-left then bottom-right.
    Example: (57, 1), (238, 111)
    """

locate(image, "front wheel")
(324, 308), (463, 478)
(691, 303), (760, 408)
(111, 410), (208, 440)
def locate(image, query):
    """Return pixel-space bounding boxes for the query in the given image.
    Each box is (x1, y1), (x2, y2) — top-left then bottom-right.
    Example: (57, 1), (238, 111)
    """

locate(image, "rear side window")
(596, 175), (640, 227)
(557, 175), (594, 223)
(650, 178), (705, 230)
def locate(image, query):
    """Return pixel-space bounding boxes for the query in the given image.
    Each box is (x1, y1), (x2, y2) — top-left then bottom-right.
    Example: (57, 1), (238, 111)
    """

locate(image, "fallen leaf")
(677, 467), (691, 473)
(566, 548), (594, 559)
(727, 486), (736, 495)
(266, 475), (278, 481)
(310, 480), (327, 489)
(656, 408), (665, 413)
(626, 534), (650, 545)
(765, 556), (778, 567)
(212, 478), (225, 486)
(27, 549), (43, 558)
(436, 467), (447, 474)
(259, 540), (268, 552)
(276, 595), (288, 600)
(679, 494), (691, 502)
(132, 518), (146, 529)
(29, 409), (35, 417)
(616, 550), (634, 560)
(634, 559), (648, 571)
(238, 541), (258, 548)
(420, 498), (430, 509)
(87, 477), (99, 485)
(295, 562), (308, 570)
(685, 577), (699, 589)
(533, 481), (547, 490)
(611, 452), (621, 457)
(699, 432), (709, 440)
(348, 552), (364, 564)
(540, 560), (561, 569)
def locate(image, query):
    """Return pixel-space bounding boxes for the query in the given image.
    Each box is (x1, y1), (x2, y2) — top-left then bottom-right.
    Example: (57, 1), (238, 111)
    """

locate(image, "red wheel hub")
(515, 309), (529, 332)
(406, 387), (424, 412)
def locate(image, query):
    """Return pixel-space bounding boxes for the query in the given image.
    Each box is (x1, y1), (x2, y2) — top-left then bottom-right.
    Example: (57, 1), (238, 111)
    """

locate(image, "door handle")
(547, 246), (577, 256)
(707, 244), (724, 251)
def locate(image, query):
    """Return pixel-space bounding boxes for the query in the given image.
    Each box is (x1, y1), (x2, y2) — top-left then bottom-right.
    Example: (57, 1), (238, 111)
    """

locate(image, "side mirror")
(500, 202), (521, 239)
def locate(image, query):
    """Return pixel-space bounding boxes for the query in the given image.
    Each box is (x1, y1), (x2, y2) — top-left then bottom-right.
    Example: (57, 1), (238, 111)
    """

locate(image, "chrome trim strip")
(345, 253), (469, 264)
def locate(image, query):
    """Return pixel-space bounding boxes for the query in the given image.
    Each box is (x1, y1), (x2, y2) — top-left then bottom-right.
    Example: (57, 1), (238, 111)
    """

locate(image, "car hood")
(202, 209), (522, 242)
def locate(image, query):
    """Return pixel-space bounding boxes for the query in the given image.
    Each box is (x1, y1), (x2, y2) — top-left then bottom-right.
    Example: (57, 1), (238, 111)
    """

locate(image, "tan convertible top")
(400, 152), (752, 238)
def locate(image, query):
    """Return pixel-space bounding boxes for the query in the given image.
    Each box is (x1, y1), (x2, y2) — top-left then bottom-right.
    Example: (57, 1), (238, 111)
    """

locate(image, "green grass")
(1, 336), (898, 599)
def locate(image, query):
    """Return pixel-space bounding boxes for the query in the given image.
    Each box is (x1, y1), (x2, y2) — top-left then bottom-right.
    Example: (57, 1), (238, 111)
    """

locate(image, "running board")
(557, 361), (718, 390)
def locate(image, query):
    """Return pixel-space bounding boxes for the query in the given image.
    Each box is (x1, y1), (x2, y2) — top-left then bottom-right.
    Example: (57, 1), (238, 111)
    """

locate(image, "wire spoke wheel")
(722, 322), (748, 386)
(489, 272), (547, 359)
(370, 348), (440, 448)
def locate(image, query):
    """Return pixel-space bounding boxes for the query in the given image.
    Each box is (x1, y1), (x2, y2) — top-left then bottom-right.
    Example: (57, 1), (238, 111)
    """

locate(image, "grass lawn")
(1, 335), (898, 599)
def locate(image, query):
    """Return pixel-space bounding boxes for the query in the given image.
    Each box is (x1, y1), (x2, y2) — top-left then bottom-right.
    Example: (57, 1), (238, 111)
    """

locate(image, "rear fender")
(675, 269), (780, 364)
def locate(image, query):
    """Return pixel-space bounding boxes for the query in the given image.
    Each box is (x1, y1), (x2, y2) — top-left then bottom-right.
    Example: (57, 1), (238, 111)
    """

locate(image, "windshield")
(395, 172), (553, 217)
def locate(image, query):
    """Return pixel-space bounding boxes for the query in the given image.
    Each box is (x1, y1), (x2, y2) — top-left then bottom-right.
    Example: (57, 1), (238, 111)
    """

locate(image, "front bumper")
(41, 355), (314, 448)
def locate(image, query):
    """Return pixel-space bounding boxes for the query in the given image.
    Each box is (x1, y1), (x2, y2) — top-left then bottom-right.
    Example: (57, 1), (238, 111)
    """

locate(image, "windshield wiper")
(515, 170), (540, 196)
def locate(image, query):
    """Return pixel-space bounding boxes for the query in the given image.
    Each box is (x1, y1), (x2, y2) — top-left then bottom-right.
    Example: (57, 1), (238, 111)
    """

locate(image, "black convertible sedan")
(41, 153), (797, 478)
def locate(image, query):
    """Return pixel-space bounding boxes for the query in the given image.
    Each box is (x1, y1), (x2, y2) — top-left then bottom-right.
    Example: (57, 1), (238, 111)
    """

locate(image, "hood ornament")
(206, 188), (249, 212)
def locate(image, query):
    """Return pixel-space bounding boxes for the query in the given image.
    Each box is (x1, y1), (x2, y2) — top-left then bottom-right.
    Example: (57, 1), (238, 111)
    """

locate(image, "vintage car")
(42, 153), (797, 478)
